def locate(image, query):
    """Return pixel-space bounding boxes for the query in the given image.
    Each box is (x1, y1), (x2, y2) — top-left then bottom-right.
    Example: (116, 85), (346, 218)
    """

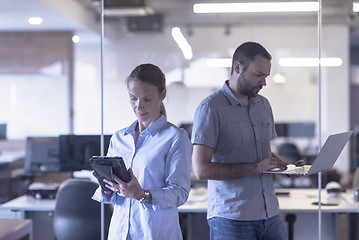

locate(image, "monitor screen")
(59, 135), (112, 171)
(25, 137), (60, 174)
(0, 123), (6, 139)
(275, 122), (315, 138)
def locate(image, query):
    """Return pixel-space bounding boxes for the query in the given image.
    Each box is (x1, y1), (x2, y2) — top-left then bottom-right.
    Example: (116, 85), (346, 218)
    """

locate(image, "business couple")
(92, 42), (288, 240)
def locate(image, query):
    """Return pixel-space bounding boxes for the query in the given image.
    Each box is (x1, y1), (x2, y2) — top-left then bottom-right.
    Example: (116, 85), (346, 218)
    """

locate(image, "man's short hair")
(231, 42), (272, 75)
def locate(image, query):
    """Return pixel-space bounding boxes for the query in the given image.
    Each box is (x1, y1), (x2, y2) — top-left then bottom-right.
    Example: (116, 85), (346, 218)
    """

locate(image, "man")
(191, 42), (288, 240)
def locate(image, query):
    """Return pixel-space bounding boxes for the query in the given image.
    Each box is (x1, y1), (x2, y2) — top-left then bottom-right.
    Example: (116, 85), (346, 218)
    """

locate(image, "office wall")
(0, 23), (350, 172)
(0, 31), (73, 138)
(71, 23), (350, 172)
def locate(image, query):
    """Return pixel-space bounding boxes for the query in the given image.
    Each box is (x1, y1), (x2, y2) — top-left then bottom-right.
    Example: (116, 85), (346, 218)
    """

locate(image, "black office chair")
(53, 178), (113, 240)
(277, 142), (302, 164)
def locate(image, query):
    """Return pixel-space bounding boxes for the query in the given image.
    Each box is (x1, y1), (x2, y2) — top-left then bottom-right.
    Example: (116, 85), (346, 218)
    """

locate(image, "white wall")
(72, 23), (350, 172)
(0, 22), (351, 174)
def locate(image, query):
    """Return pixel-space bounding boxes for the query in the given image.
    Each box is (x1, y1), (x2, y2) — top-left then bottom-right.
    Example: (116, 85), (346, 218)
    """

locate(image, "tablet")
(89, 156), (131, 192)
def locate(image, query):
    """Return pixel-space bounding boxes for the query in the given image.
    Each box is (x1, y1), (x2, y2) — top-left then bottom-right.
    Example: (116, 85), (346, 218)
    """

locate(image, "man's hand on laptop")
(259, 153), (288, 172)
(294, 159), (305, 167)
(286, 160), (306, 178)
(270, 152), (306, 177)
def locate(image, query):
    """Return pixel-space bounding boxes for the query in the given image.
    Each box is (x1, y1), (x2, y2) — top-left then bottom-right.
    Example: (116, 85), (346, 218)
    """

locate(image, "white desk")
(1, 196), (55, 240)
(181, 188), (359, 214)
(277, 188), (359, 213)
(1, 195), (55, 216)
(178, 188), (359, 240)
(2, 188), (359, 240)
(1, 193), (203, 214)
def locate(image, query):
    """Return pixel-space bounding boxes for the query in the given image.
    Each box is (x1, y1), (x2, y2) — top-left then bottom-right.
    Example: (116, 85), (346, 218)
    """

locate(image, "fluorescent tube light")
(193, 2), (319, 13)
(206, 58), (232, 68)
(279, 58), (343, 67)
(354, 2), (359, 12)
(172, 27), (193, 60)
(103, 7), (154, 16)
(28, 17), (43, 25)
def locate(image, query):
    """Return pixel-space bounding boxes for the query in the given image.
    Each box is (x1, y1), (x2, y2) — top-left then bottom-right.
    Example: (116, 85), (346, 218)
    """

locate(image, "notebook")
(263, 131), (353, 176)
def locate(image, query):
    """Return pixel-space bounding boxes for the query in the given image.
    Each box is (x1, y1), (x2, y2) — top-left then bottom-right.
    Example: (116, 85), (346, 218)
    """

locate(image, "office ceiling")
(0, 0), (356, 28)
(1, 0), (359, 43)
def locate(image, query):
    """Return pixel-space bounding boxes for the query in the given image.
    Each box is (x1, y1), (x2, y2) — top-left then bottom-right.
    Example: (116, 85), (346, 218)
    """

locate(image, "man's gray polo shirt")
(192, 81), (279, 221)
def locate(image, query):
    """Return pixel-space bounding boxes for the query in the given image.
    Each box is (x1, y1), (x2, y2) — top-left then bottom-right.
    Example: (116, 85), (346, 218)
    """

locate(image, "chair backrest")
(53, 178), (112, 240)
(277, 142), (302, 164)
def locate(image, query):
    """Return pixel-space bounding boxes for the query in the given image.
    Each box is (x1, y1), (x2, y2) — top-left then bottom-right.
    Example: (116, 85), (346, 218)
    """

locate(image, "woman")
(92, 63), (192, 240)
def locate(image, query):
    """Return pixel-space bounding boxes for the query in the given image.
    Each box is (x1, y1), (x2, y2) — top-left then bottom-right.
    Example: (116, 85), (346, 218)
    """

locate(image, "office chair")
(277, 142), (302, 164)
(53, 178), (113, 240)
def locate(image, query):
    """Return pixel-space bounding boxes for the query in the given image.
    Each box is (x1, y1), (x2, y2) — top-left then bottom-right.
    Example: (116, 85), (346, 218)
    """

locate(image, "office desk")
(179, 188), (359, 240)
(277, 188), (358, 213)
(2, 188), (358, 240)
(1, 196), (55, 240)
(1, 195), (55, 217)
(277, 189), (359, 240)
(0, 219), (32, 240)
(1, 193), (203, 213)
(1, 192), (207, 240)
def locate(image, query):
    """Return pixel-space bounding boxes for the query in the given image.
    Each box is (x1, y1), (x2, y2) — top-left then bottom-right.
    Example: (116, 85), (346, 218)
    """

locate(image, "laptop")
(264, 131), (353, 176)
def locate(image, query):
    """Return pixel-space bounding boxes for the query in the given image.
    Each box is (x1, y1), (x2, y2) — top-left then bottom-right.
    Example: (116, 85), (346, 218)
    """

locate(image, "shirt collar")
(221, 80), (241, 106)
(124, 114), (167, 137)
(221, 80), (262, 107)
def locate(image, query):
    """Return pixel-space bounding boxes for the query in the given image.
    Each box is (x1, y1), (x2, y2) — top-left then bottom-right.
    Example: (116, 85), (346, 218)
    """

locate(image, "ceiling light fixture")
(103, 6), (154, 16)
(72, 35), (80, 43)
(28, 17), (43, 25)
(279, 58), (343, 67)
(193, 2), (319, 13)
(205, 57), (342, 68)
(172, 27), (193, 60)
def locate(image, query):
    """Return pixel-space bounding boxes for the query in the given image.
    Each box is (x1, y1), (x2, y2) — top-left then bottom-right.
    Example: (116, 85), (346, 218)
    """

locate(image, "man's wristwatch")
(139, 189), (151, 204)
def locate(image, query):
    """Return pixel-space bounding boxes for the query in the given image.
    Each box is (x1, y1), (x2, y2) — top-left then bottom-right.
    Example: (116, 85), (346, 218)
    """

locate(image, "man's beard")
(237, 76), (262, 97)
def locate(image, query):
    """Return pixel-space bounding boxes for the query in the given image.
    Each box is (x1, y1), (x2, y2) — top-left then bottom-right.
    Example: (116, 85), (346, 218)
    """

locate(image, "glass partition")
(0, 1), (356, 239)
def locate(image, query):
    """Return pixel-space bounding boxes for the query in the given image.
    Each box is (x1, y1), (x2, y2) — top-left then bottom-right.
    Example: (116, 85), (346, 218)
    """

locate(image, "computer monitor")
(275, 122), (315, 138)
(0, 123), (6, 139)
(59, 135), (112, 171)
(25, 137), (61, 174)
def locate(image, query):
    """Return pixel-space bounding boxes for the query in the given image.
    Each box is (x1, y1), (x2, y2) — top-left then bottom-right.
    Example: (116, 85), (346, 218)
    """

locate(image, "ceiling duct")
(127, 14), (163, 32)
(92, 0), (154, 16)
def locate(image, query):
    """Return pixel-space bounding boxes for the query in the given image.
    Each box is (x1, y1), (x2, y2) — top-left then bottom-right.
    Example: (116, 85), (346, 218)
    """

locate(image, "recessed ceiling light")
(28, 17), (43, 25)
(72, 35), (80, 43)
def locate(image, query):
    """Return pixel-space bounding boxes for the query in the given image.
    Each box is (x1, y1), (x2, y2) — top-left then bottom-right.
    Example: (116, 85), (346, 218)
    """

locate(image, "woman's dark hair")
(231, 42), (272, 75)
(126, 63), (167, 118)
